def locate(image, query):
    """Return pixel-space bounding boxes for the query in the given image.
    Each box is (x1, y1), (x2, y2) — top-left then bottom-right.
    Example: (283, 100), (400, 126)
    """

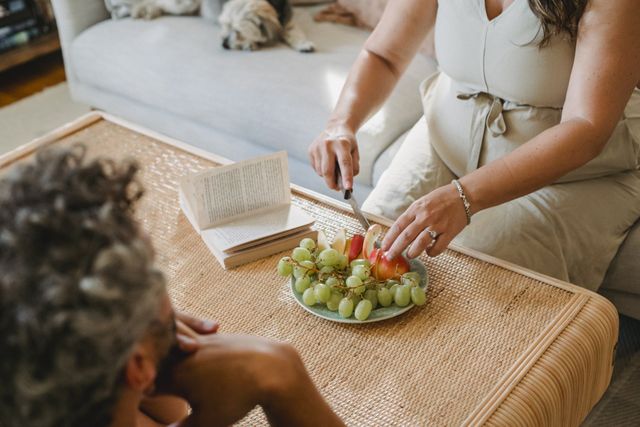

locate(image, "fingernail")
(203, 320), (216, 330)
(385, 251), (394, 260)
(178, 336), (196, 347)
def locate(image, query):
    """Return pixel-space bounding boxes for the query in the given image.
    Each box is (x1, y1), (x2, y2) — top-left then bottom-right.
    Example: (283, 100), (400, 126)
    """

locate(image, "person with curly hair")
(0, 146), (343, 427)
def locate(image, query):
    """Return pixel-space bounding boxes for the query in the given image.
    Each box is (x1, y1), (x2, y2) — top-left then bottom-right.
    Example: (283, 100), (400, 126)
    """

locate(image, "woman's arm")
(308, 0), (436, 190)
(383, 0), (640, 259)
(462, 0), (640, 213)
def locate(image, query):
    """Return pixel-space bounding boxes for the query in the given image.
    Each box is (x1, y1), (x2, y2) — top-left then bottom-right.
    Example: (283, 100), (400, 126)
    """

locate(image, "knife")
(344, 189), (372, 232)
(335, 164), (371, 231)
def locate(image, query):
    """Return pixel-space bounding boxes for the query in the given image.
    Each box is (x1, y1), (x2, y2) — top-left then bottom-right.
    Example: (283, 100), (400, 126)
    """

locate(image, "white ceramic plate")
(291, 259), (428, 324)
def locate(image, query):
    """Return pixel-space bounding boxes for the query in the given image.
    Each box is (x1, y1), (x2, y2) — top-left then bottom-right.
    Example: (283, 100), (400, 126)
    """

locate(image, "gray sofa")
(51, 0), (436, 199)
(51, 0), (640, 320)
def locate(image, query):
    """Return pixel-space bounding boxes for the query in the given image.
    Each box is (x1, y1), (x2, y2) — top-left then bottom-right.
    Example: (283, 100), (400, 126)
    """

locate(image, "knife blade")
(335, 164), (371, 231)
(344, 189), (372, 232)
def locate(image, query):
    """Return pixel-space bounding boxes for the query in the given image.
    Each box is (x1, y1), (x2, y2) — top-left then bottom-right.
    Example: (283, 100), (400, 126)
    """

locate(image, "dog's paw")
(131, 3), (163, 19)
(243, 42), (259, 51)
(295, 40), (315, 53)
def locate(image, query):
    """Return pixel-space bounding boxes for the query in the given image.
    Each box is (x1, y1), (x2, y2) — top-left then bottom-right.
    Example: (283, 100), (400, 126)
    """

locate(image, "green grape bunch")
(277, 234), (426, 321)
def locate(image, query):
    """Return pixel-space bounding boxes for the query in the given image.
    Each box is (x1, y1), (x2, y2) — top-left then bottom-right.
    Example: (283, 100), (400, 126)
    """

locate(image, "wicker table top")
(1, 113), (619, 426)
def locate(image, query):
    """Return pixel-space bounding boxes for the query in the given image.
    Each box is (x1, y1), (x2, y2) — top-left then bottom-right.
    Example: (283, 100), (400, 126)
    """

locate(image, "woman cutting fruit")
(308, 0), (640, 290)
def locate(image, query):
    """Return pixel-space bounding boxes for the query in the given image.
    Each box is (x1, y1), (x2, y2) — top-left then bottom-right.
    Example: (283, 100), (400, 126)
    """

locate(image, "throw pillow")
(317, 0), (435, 58)
(337, 0), (386, 29)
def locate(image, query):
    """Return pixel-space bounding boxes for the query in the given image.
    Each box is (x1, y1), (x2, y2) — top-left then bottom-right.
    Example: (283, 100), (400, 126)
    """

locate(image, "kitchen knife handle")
(334, 162), (352, 200)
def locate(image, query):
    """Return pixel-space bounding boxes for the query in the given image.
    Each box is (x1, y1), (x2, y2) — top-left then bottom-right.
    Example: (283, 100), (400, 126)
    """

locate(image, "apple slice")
(316, 230), (330, 252)
(331, 228), (346, 254)
(348, 234), (364, 262)
(362, 224), (382, 259)
(344, 238), (352, 255)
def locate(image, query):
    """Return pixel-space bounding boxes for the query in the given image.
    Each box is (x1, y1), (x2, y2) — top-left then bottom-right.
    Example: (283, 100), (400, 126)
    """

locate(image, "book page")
(180, 189), (316, 269)
(185, 151), (291, 229)
(203, 204), (314, 253)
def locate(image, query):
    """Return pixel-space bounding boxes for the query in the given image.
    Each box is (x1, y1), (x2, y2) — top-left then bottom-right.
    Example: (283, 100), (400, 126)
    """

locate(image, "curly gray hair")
(0, 146), (167, 427)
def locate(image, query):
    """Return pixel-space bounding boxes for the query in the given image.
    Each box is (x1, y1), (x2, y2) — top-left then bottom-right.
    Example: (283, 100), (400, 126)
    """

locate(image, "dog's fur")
(129, 0), (314, 52)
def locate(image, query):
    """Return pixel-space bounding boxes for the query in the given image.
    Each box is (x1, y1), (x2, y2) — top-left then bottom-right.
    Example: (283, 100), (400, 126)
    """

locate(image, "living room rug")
(0, 82), (89, 155)
(583, 314), (640, 426)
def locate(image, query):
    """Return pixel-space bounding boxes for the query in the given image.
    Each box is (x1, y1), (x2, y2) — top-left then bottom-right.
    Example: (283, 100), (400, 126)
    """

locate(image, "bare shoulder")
(563, 0), (639, 133)
(578, 0), (640, 85)
(364, 0), (438, 72)
(579, 0), (640, 47)
(580, 0), (639, 25)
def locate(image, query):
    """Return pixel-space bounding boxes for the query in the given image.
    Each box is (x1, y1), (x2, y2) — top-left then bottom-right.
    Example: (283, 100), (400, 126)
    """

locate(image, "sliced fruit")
(316, 230), (330, 252)
(348, 234), (364, 262)
(369, 248), (383, 279)
(331, 228), (346, 254)
(362, 224), (382, 259)
(344, 238), (352, 256)
(368, 248), (410, 280)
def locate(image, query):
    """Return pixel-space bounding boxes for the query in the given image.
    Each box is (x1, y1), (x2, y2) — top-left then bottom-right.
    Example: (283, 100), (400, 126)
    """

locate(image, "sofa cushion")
(71, 6), (434, 186)
(372, 127), (410, 186)
(600, 219), (640, 320)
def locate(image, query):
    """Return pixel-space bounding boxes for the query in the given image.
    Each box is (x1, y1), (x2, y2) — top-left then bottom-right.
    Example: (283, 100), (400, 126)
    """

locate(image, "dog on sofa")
(211, 0), (315, 53)
(107, 0), (314, 52)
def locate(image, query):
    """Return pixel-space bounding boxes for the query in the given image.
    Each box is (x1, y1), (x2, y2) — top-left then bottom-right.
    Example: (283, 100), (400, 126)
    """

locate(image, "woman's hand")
(382, 184), (468, 259)
(308, 125), (360, 191)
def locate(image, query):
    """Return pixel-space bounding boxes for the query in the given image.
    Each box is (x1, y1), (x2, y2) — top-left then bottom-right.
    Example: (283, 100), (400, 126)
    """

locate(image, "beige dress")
(362, 0), (640, 291)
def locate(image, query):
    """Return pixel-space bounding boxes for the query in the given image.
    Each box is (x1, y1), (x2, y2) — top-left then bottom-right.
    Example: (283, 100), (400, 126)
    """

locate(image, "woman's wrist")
(325, 118), (357, 136)
(451, 179), (472, 224)
(461, 174), (490, 214)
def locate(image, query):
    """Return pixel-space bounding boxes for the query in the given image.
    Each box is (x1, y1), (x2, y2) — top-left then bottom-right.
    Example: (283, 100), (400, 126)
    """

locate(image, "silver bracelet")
(452, 179), (472, 225)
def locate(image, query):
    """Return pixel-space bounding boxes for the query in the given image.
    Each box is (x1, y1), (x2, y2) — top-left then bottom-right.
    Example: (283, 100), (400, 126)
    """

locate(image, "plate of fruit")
(276, 224), (428, 323)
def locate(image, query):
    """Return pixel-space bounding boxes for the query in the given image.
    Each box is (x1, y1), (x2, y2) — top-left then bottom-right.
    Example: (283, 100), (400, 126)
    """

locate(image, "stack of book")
(180, 151), (316, 269)
(0, 0), (54, 53)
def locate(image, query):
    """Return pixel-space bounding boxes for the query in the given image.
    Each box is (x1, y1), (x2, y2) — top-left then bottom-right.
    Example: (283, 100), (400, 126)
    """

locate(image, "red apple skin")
(348, 234), (364, 262)
(368, 248), (410, 280)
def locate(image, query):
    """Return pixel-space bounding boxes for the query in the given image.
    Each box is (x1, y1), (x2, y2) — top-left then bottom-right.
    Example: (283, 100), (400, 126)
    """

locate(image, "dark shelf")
(0, 29), (60, 73)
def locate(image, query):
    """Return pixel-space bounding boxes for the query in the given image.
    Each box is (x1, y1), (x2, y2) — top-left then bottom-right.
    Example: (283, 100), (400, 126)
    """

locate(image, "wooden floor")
(0, 50), (66, 107)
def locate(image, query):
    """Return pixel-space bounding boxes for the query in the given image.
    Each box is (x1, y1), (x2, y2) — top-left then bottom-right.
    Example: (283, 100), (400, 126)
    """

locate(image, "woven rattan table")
(2, 113), (619, 426)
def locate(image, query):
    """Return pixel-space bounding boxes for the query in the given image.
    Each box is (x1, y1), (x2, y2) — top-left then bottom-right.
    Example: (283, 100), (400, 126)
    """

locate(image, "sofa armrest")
(51, 0), (109, 88)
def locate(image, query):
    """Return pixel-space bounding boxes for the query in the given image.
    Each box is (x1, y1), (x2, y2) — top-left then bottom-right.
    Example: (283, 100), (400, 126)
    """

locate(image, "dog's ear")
(258, 21), (268, 37)
(267, 0), (292, 26)
(260, 11), (282, 40)
(254, 1), (282, 31)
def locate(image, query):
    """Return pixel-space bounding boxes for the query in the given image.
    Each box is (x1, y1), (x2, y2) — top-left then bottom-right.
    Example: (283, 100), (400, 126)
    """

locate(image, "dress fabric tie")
(456, 91), (510, 173)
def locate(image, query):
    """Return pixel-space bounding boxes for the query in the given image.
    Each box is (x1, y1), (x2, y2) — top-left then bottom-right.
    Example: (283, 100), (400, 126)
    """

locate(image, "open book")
(179, 151), (316, 269)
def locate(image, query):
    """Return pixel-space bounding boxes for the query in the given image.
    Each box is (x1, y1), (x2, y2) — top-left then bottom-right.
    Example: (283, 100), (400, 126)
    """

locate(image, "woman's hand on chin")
(308, 125), (360, 191)
(382, 184), (468, 259)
